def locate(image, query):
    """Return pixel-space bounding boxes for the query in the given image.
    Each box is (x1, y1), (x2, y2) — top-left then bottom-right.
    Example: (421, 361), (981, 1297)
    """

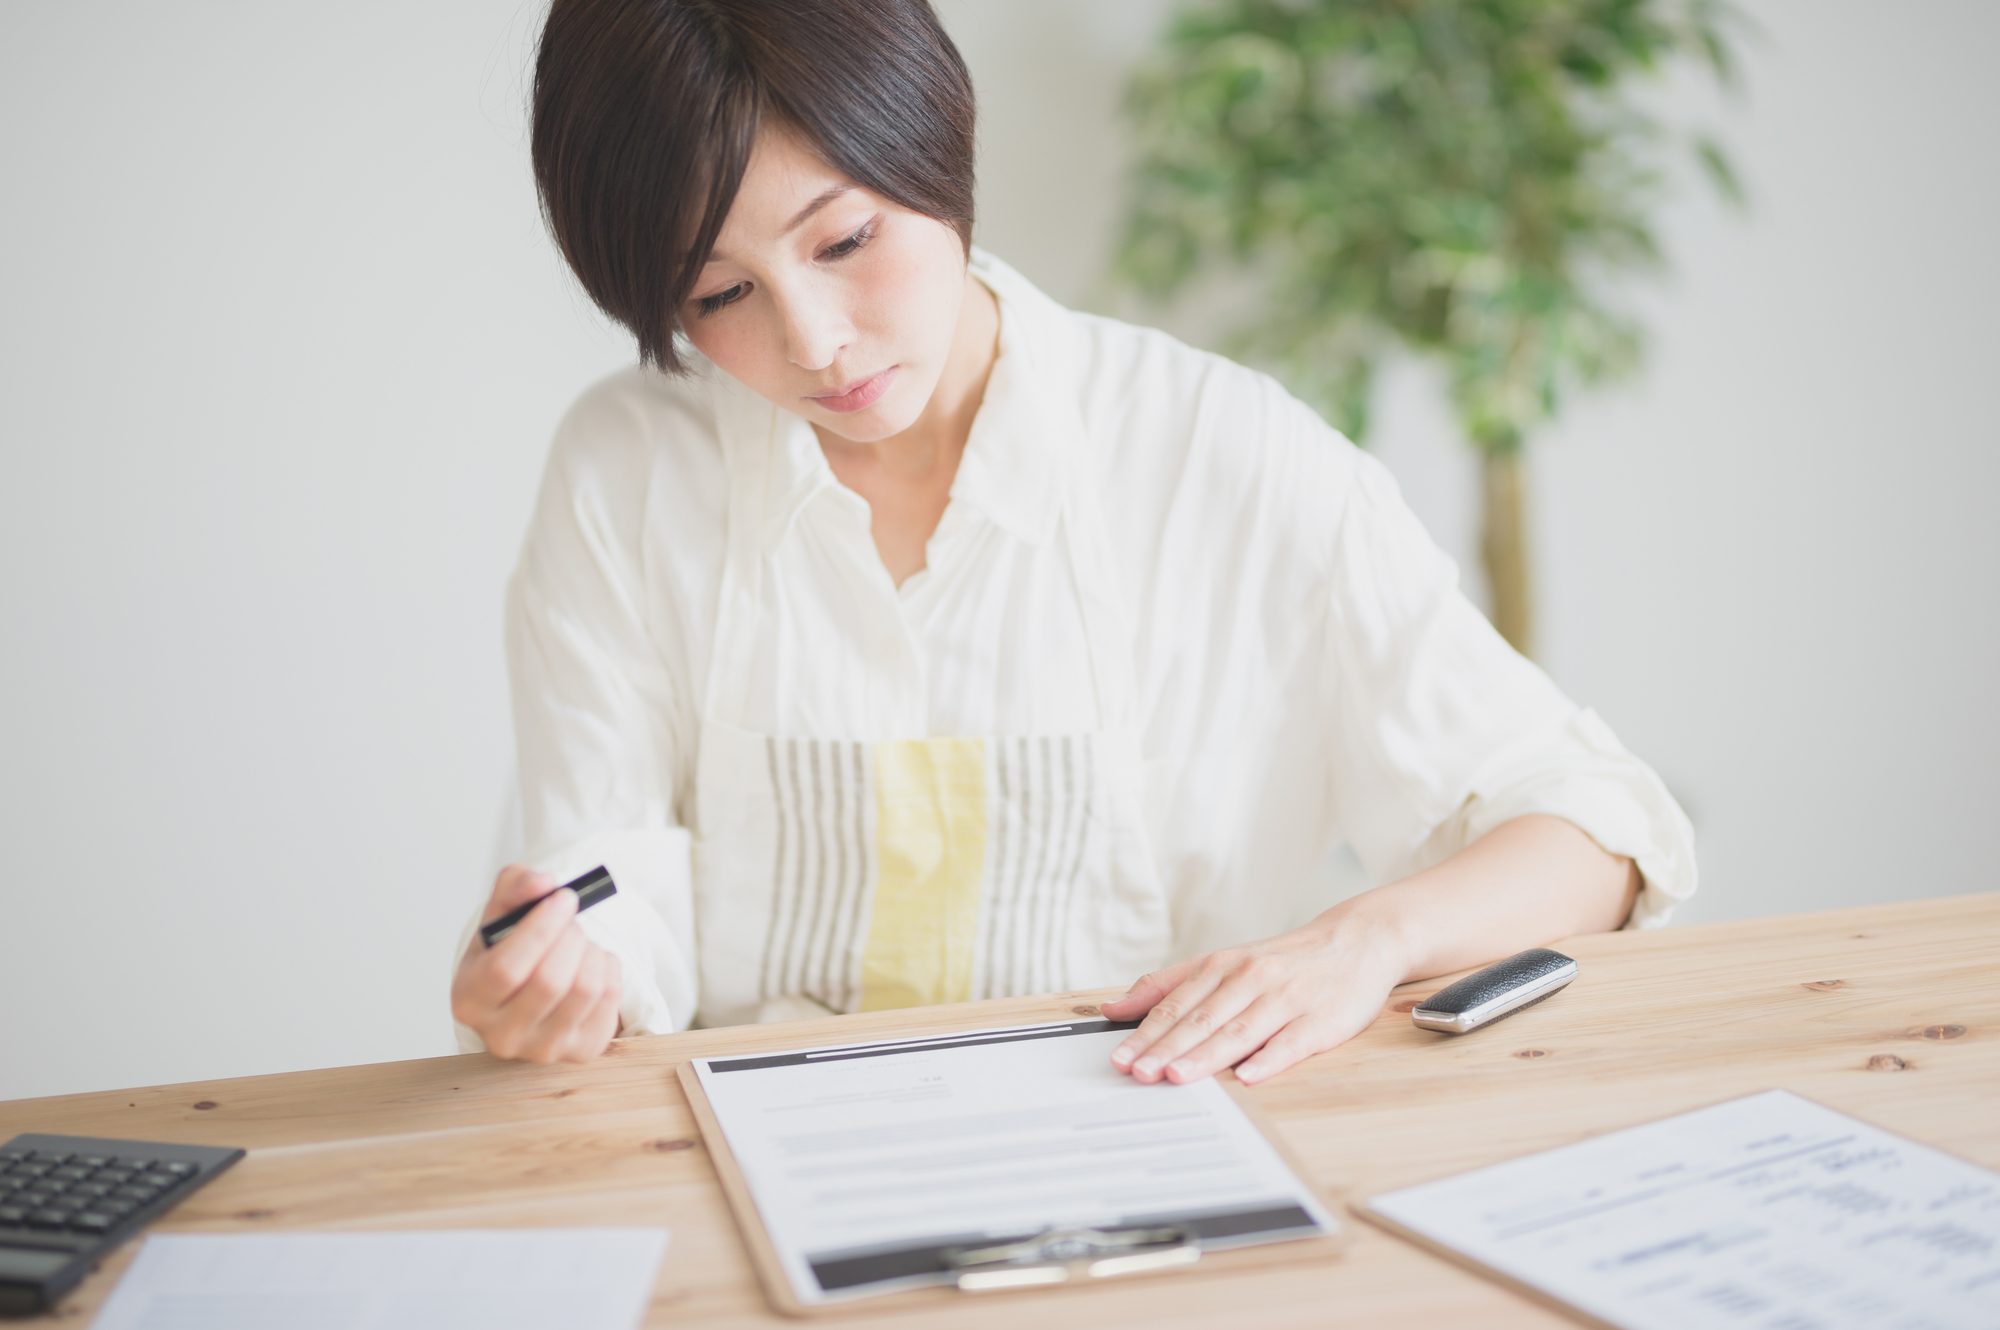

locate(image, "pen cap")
(569, 865), (616, 912)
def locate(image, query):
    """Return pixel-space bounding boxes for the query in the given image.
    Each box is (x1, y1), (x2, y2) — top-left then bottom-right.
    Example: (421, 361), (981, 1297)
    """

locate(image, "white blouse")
(452, 246), (1696, 1050)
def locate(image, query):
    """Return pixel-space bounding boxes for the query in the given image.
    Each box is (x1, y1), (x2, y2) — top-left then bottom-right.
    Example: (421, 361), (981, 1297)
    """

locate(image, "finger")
(565, 975), (624, 1064)
(1125, 966), (1270, 1083)
(453, 867), (555, 1004)
(484, 866), (557, 923)
(1235, 1012), (1348, 1086)
(1101, 957), (1198, 1020)
(1160, 991), (1297, 1085)
(488, 926), (587, 1058)
(567, 952), (625, 1062)
(468, 887), (577, 1009)
(1109, 960), (1218, 1071)
(1112, 948), (1248, 1072)
(523, 946), (612, 1064)
(520, 947), (608, 1064)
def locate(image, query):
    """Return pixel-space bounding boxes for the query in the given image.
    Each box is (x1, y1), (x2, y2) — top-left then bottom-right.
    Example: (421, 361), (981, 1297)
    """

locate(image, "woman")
(449, 0), (1696, 1087)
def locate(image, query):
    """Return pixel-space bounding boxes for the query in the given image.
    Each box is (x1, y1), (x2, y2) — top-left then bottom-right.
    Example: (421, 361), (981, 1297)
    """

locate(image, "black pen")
(479, 865), (618, 947)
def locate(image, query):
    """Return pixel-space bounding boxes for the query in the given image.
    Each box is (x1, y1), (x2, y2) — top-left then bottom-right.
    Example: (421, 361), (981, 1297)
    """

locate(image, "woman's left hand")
(1100, 905), (1409, 1087)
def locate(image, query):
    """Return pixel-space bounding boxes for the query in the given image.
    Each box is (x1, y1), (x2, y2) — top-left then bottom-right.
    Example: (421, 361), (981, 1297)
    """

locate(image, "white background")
(2, 1), (1994, 1102)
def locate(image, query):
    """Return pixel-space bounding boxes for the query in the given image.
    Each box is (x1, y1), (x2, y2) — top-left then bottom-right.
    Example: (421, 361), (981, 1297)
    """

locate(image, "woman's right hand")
(450, 865), (623, 1064)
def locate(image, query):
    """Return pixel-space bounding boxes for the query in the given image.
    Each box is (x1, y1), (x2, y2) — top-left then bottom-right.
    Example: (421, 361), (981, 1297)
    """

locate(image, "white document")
(691, 1018), (1336, 1305)
(90, 1228), (669, 1330)
(1364, 1089), (2000, 1330)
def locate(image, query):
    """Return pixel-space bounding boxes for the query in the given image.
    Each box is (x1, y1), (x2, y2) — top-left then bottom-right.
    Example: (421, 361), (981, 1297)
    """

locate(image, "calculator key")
(69, 1212), (116, 1234)
(77, 1154), (110, 1168)
(139, 1172), (179, 1189)
(13, 1162), (51, 1177)
(50, 1165), (92, 1181)
(33, 1153), (73, 1166)
(26, 1209), (69, 1229)
(112, 1184), (157, 1201)
(159, 1161), (196, 1177)
(0, 1149), (30, 1163)
(0, 1205), (25, 1224)
(50, 1194), (90, 1212)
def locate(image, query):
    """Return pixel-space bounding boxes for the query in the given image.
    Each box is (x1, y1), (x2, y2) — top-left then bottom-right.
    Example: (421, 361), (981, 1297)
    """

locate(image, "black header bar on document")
(707, 1018), (1141, 1073)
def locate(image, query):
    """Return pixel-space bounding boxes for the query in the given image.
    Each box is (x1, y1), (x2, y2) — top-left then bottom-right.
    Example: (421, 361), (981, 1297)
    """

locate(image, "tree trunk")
(1480, 448), (1535, 659)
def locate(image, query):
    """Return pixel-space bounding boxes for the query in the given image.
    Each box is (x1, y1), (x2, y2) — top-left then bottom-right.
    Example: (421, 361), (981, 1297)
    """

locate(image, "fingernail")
(1134, 1058), (1159, 1077)
(1111, 1045), (1134, 1066)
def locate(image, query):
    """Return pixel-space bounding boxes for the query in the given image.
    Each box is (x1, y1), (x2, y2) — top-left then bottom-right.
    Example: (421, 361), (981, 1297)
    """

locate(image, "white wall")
(2, 1), (1993, 1102)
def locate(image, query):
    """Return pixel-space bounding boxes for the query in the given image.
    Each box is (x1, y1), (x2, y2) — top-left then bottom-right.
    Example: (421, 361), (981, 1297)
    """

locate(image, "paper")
(90, 1228), (669, 1330)
(692, 1017), (1336, 1305)
(1364, 1089), (2000, 1330)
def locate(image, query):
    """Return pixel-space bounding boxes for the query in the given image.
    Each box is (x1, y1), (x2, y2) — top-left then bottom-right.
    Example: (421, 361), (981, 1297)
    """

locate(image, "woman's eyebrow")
(784, 184), (854, 234)
(703, 185), (855, 266)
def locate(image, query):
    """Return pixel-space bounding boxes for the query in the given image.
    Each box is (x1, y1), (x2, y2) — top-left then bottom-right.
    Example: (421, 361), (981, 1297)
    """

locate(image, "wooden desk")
(7, 893), (1996, 1326)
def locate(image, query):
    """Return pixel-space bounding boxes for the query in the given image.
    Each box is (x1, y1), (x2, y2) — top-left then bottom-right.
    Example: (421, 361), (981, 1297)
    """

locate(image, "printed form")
(90, 1229), (668, 1330)
(1363, 1089), (2000, 1330)
(691, 1018), (1336, 1305)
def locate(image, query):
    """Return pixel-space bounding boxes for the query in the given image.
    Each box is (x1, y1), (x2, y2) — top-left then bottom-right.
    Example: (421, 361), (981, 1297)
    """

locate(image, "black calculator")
(0, 1132), (245, 1317)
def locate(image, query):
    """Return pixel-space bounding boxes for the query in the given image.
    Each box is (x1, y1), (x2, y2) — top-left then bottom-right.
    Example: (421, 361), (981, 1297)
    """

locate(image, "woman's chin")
(807, 395), (924, 446)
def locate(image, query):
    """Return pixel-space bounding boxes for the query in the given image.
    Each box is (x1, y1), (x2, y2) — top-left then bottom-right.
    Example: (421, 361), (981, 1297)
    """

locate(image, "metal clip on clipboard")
(940, 1224), (1201, 1292)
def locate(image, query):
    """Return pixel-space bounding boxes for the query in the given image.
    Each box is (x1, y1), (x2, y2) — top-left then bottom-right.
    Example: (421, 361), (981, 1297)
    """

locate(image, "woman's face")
(679, 124), (970, 444)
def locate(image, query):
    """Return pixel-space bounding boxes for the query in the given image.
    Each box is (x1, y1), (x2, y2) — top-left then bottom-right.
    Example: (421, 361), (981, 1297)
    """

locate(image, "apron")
(687, 367), (1173, 1028)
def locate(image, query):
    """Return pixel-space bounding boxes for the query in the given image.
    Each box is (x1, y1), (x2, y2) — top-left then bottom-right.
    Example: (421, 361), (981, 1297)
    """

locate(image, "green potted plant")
(1111, 0), (1749, 657)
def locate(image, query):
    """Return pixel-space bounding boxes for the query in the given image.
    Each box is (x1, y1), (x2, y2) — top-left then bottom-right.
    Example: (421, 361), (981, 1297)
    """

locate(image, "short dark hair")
(530, 0), (977, 376)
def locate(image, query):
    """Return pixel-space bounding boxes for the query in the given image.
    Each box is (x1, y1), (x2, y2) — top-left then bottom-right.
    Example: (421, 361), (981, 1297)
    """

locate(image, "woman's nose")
(777, 286), (854, 374)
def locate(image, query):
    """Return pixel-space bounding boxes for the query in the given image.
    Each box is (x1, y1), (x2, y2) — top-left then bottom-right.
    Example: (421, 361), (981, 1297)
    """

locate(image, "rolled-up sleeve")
(1320, 446), (1697, 929)
(452, 408), (700, 1052)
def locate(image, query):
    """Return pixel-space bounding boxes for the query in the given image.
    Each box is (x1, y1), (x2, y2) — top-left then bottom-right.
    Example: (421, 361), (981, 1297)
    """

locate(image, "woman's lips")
(808, 366), (897, 414)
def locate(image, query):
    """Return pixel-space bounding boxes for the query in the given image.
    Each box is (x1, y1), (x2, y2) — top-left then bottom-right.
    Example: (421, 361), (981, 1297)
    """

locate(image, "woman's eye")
(695, 284), (745, 318)
(691, 223), (873, 319)
(822, 221), (876, 261)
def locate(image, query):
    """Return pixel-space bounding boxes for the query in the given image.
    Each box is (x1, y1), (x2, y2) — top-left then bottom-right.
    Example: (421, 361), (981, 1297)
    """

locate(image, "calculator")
(0, 1132), (245, 1317)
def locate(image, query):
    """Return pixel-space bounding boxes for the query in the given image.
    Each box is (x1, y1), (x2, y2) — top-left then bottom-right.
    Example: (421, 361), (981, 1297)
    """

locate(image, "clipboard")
(677, 1018), (1345, 1316)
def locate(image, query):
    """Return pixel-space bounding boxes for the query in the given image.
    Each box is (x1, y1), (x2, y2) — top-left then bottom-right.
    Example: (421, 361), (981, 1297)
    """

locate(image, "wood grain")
(6, 891), (1994, 1327)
